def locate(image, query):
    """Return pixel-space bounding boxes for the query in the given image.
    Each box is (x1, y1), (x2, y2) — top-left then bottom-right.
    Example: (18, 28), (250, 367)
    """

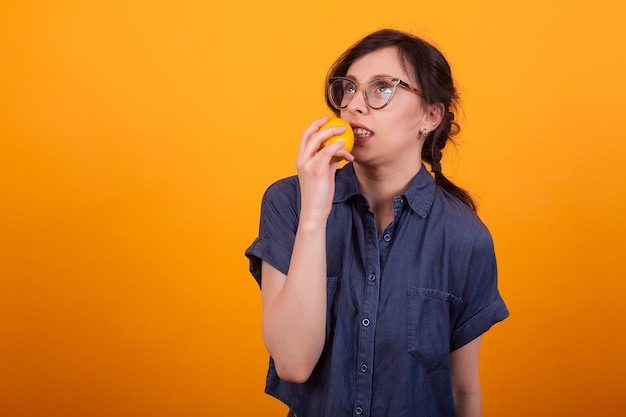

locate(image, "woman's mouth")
(353, 127), (373, 138)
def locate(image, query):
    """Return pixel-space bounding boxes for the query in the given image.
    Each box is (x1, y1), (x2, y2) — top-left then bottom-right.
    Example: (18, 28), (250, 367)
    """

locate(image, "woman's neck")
(354, 161), (421, 232)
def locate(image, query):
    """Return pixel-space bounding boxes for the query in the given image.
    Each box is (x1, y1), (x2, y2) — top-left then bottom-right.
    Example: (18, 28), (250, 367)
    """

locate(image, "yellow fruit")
(319, 117), (354, 160)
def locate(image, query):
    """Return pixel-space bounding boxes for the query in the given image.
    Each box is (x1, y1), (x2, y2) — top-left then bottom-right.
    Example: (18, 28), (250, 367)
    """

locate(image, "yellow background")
(1, 1), (625, 416)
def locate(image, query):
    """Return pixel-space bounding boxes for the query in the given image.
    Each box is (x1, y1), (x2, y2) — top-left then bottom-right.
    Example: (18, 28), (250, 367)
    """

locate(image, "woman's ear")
(424, 103), (444, 132)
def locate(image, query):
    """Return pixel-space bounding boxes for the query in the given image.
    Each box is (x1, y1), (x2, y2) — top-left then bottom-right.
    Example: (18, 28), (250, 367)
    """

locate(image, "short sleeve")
(245, 177), (300, 288)
(449, 229), (509, 350)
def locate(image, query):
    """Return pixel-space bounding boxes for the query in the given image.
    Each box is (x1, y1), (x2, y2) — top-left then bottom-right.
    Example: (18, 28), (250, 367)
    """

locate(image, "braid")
(426, 133), (443, 173)
(422, 110), (452, 174)
(423, 111), (477, 213)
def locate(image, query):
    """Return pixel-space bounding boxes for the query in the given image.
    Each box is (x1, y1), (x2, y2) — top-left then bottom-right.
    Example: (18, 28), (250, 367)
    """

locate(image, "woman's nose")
(346, 88), (368, 114)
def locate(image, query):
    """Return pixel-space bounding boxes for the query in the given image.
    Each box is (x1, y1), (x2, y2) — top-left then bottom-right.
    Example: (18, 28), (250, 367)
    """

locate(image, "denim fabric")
(246, 163), (508, 417)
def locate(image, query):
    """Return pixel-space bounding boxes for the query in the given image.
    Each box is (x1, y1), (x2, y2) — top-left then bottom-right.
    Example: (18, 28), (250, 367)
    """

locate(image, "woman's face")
(340, 46), (428, 169)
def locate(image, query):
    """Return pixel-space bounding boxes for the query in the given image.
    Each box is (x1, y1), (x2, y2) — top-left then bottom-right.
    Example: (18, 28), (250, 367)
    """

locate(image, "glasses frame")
(327, 76), (421, 110)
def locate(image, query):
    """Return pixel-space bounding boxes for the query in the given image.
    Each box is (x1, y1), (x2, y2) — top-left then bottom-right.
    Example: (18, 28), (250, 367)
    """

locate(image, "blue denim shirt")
(246, 163), (508, 417)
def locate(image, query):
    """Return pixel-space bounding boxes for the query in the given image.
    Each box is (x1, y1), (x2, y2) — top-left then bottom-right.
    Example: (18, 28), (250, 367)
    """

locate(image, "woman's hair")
(325, 29), (476, 212)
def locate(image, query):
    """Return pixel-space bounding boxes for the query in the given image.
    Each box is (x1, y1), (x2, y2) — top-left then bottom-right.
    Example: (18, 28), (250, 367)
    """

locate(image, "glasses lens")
(365, 79), (396, 109)
(329, 78), (355, 109)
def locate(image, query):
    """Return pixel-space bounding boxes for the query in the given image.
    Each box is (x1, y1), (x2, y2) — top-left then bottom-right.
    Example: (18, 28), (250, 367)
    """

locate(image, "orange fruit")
(319, 117), (354, 160)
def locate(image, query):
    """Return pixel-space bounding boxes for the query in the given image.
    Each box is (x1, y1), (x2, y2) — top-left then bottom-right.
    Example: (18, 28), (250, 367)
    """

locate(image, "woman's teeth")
(353, 128), (372, 138)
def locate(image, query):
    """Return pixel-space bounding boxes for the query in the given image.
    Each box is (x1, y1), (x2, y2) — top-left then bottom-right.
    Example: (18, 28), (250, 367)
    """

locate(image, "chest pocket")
(406, 287), (462, 370)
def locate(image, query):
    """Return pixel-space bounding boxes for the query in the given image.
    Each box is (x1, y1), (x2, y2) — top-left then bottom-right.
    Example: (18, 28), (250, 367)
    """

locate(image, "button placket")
(354, 210), (380, 417)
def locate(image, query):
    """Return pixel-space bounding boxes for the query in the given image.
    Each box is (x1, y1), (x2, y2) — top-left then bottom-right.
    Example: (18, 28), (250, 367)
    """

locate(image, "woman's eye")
(373, 81), (394, 94)
(344, 83), (357, 94)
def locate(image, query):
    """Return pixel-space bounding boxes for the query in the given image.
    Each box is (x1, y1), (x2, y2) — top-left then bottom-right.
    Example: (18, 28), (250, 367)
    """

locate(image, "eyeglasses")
(327, 76), (421, 110)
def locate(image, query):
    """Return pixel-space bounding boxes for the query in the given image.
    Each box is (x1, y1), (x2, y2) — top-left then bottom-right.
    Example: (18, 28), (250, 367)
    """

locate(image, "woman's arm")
(261, 205), (330, 382)
(450, 336), (483, 417)
(260, 221), (327, 383)
(260, 116), (353, 383)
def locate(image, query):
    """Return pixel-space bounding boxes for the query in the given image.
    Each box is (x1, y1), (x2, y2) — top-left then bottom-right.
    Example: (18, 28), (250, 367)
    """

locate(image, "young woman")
(246, 28), (508, 417)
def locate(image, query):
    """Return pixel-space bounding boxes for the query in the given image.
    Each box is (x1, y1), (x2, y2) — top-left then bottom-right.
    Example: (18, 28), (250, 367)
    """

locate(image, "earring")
(422, 130), (428, 139)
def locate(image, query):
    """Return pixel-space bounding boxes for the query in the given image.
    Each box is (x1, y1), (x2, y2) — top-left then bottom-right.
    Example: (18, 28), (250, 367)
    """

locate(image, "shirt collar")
(333, 163), (437, 218)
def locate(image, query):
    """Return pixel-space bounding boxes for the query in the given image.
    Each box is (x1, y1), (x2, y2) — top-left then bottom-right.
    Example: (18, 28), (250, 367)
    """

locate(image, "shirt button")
(368, 273), (376, 281)
(383, 233), (391, 242)
(361, 318), (370, 327)
(355, 406), (363, 415)
(360, 363), (368, 372)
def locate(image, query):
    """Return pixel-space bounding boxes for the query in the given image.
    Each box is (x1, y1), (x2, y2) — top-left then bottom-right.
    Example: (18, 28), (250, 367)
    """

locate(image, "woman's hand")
(295, 115), (354, 224)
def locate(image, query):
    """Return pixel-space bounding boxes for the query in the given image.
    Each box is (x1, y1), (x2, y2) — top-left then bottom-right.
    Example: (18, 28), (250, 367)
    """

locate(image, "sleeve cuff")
(245, 237), (293, 287)
(450, 297), (509, 350)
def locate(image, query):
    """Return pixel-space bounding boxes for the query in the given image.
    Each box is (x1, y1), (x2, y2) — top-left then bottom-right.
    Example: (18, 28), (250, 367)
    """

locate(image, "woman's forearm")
(261, 218), (328, 383)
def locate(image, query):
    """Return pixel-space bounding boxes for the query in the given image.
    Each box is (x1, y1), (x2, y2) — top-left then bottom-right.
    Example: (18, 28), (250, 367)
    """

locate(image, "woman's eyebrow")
(344, 74), (394, 81)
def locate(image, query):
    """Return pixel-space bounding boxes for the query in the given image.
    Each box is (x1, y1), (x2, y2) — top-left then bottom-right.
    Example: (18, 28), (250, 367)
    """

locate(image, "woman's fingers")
(298, 115), (329, 154)
(298, 116), (352, 167)
(316, 139), (353, 163)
